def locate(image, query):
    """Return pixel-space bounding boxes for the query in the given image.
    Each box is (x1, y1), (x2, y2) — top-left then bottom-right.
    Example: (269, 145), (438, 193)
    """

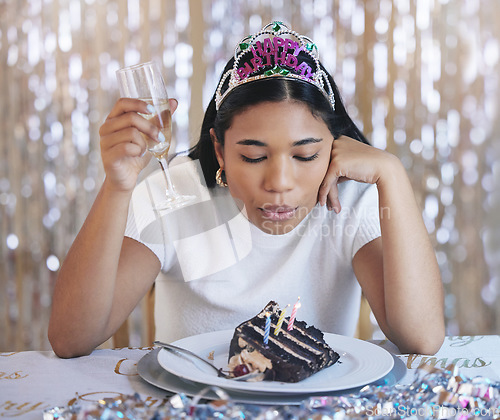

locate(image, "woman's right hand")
(98, 98), (178, 192)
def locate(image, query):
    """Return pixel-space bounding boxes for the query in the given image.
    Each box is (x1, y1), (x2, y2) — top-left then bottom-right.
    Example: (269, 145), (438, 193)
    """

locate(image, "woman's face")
(213, 100), (334, 235)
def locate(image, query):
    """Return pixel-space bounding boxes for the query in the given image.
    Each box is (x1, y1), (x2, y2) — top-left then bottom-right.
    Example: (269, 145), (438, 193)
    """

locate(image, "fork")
(153, 340), (266, 381)
(154, 340), (230, 378)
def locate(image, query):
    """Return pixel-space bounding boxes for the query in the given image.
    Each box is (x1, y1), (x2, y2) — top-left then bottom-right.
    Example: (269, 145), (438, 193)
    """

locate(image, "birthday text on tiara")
(236, 36), (316, 81)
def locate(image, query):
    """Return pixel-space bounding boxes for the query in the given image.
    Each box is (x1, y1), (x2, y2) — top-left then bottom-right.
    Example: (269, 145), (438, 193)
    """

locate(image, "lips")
(260, 205), (298, 221)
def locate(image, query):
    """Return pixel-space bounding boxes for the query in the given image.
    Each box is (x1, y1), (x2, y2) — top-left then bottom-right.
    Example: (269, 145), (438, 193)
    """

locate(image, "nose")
(263, 156), (295, 193)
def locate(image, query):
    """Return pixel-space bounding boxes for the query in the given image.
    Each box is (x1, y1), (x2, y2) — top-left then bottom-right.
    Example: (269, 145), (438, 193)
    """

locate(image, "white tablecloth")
(1, 336), (499, 419)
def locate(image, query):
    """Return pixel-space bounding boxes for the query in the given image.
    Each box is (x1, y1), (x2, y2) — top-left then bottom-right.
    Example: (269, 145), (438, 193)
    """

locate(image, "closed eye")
(241, 153), (320, 163)
(294, 153), (319, 162)
(241, 155), (266, 163)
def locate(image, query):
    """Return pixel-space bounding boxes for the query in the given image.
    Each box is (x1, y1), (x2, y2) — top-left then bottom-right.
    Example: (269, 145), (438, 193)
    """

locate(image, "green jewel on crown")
(306, 42), (317, 52)
(239, 42), (250, 51)
(272, 21), (283, 32)
(265, 66), (290, 76)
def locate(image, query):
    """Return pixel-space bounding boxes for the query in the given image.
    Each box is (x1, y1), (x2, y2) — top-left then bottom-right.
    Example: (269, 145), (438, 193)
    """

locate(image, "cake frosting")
(228, 301), (340, 382)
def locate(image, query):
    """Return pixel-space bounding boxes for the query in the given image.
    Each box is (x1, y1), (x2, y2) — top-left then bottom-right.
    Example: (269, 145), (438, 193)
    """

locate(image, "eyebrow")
(236, 138), (323, 147)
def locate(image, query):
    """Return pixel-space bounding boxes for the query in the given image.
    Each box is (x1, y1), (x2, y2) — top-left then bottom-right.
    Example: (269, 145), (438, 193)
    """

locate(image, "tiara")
(215, 21), (336, 111)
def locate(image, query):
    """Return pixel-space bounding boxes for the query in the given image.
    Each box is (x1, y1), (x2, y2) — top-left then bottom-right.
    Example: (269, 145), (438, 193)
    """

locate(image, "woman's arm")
(320, 137), (445, 354)
(48, 184), (160, 358)
(48, 98), (174, 358)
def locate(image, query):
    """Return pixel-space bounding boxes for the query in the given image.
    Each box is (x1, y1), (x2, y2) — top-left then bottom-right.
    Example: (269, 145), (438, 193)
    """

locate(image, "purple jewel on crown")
(215, 21), (336, 111)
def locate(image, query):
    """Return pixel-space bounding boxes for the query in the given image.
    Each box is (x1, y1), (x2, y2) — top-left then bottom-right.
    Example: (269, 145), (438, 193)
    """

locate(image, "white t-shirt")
(125, 158), (381, 343)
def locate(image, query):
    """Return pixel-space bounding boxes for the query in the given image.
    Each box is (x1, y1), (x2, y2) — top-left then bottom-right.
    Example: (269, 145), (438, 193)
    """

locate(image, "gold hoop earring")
(216, 168), (228, 187)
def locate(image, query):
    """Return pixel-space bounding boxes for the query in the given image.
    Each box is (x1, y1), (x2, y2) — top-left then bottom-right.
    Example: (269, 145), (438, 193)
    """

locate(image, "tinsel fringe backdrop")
(0, 0), (499, 351)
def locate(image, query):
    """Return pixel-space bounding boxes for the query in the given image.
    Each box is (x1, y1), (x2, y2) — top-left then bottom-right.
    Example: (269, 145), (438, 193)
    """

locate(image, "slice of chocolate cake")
(228, 301), (340, 383)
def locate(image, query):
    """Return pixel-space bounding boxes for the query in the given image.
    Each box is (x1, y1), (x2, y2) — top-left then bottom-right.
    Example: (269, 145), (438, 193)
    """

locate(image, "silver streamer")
(1, 1), (499, 351)
(42, 366), (500, 419)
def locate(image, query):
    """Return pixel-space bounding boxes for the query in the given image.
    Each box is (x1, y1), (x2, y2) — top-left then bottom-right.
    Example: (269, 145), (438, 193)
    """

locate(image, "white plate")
(138, 348), (332, 405)
(157, 330), (394, 395)
(138, 348), (404, 405)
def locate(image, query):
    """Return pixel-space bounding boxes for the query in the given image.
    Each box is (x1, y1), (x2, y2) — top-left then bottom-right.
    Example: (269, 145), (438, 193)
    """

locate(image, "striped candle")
(287, 297), (301, 331)
(274, 304), (289, 335)
(263, 312), (271, 345)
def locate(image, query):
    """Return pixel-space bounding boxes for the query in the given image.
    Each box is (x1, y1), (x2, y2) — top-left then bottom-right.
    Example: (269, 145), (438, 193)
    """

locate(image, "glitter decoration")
(43, 366), (500, 419)
(1, 1), (500, 352)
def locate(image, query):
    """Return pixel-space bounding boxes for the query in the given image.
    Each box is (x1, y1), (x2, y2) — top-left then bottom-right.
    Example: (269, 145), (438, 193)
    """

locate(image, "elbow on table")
(48, 325), (94, 359)
(397, 329), (445, 355)
(49, 337), (94, 359)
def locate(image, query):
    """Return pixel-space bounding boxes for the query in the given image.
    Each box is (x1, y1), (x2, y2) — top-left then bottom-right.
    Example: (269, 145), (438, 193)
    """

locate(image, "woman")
(48, 22), (444, 358)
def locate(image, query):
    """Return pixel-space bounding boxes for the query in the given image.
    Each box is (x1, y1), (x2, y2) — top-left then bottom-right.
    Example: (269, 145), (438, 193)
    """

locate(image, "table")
(1, 336), (499, 419)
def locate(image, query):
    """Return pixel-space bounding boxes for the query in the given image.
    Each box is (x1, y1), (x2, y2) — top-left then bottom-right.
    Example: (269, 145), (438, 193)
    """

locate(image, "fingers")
(106, 97), (151, 120)
(318, 140), (346, 213)
(101, 112), (160, 146)
(103, 97), (178, 142)
(318, 175), (334, 207)
(102, 140), (145, 166)
(108, 97), (178, 117)
(169, 98), (179, 114)
(100, 127), (148, 158)
(98, 97), (178, 185)
(327, 190), (342, 214)
(100, 99), (164, 143)
(318, 175), (341, 213)
(99, 97), (176, 163)
(107, 97), (179, 119)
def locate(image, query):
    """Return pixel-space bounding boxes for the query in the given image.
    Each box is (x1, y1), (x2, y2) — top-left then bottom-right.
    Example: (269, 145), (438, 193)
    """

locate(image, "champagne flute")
(116, 61), (194, 210)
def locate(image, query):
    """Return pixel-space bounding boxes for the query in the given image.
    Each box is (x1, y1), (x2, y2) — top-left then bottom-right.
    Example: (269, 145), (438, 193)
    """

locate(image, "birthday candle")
(274, 304), (289, 335)
(287, 297), (301, 331)
(263, 312), (271, 345)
